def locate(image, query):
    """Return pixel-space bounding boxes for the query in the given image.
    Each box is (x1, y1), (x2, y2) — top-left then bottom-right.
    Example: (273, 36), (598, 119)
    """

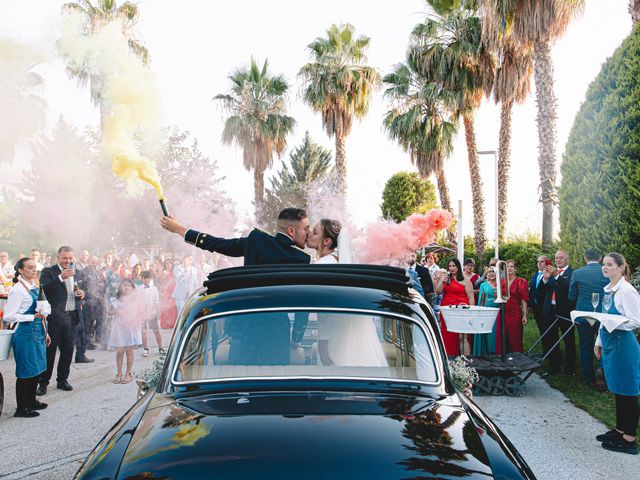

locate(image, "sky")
(1, 0), (634, 244)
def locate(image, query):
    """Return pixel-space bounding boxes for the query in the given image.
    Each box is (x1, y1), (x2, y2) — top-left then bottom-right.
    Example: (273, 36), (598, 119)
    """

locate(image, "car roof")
(180, 264), (430, 326)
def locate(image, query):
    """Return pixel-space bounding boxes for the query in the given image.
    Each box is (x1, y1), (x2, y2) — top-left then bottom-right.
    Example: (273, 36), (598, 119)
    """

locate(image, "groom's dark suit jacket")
(185, 228), (310, 266)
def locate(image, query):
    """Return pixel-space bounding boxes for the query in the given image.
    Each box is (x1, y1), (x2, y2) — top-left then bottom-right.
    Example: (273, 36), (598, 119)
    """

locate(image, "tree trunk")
(630, 0), (640, 24)
(533, 40), (558, 249)
(462, 116), (487, 257)
(253, 167), (265, 205)
(335, 134), (347, 195)
(497, 100), (513, 244)
(435, 169), (457, 245)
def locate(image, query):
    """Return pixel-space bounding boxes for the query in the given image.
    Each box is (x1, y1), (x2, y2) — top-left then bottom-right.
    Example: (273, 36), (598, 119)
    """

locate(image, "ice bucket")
(0, 329), (14, 361)
(440, 306), (500, 334)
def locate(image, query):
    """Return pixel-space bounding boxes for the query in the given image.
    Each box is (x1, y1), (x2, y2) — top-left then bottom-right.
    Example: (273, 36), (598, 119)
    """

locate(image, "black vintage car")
(75, 265), (535, 479)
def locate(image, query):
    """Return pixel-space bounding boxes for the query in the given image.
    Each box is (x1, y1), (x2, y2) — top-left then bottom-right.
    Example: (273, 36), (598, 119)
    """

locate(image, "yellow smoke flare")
(60, 15), (165, 199)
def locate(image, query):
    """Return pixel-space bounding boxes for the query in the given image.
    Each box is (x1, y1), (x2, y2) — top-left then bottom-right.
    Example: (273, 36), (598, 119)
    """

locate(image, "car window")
(174, 311), (438, 384)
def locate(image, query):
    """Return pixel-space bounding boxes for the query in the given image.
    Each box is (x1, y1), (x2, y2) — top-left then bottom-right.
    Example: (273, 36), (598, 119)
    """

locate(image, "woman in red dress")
(502, 259), (529, 353)
(463, 258), (481, 303)
(434, 258), (475, 355)
(159, 259), (178, 329)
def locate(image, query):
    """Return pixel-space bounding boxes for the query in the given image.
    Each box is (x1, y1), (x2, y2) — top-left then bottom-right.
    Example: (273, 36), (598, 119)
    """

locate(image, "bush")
(435, 238), (555, 281)
(381, 172), (438, 222)
(560, 24), (640, 269)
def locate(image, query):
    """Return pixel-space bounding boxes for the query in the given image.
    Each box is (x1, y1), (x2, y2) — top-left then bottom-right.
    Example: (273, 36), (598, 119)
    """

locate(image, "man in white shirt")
(172, 255), (200, 315)
(0, 251), (13, 291)
(30, 249), (44, 273)
(140, 271), (165, 357)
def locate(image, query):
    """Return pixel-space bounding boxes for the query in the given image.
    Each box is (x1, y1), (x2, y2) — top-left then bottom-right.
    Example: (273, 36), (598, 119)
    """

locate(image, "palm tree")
(490, 39), (534, 242)
(412, 2), (496, 256)
(483, 0), (584, 247)
(299, 23), (381, 195)
(214, 58), (295, 205)
(630, 0), (640, 25)
(383, 51), (458, 243)
(62, 0), (149, 128)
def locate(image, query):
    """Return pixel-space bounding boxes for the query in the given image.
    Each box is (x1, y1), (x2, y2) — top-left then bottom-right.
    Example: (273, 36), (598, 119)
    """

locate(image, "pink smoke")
(356, 209), (452, 264)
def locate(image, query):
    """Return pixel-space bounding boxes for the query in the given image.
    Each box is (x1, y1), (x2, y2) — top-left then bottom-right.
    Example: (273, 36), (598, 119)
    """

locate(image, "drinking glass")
(591, 293), (599, 312)
(602, 294), (612, 314)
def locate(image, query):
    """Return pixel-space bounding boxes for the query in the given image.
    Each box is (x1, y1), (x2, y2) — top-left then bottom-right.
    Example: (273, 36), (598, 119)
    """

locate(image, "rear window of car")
(174, 310), (438, 384)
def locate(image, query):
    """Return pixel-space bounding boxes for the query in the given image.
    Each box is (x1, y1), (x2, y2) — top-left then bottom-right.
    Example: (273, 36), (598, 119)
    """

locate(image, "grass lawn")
(522, 316), (618, 429)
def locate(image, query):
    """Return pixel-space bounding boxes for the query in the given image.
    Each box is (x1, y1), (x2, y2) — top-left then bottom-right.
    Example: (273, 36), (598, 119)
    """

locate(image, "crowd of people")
(0, 246), (228, 418)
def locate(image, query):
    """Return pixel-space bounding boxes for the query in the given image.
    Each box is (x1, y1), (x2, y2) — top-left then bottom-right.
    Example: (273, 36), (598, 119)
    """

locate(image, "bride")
(306, 219), (387, 367)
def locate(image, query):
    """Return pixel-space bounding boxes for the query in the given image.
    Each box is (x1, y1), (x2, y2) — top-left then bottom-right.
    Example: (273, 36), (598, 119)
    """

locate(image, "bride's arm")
(318, 340), (334, 366)
(434, 270), (445, 295)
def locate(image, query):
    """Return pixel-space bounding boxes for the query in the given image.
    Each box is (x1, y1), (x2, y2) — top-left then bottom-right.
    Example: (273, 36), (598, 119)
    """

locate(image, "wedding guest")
(172, 255), (200, 315)
(30, 249), (44, 273)
(82, 256), (102, 349)
(131, 263), (143, 287)
(538, 250), (576, 374)
(568, 248), (608, 388)
(463, 258), (481, 301)
(0, 250), (13, 292)
(37, 246), (90, 397)
(140, 271), (165, 357)
(434, 258), (475, 355)
(108, 279), (143, 385)
(4, 258), (50, 417)
(473, 267), (500, 354)
(76, 250), (90, 270)
(503, 260), (529, 353)
(529, 255), (549, 345)
(594, 252), (640, 455)
(159, 259), (178, 329)
(423, 252), (440, 278)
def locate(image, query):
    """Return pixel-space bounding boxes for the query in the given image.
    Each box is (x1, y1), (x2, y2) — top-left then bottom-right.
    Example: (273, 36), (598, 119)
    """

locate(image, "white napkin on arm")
(570, 310), (628, 333)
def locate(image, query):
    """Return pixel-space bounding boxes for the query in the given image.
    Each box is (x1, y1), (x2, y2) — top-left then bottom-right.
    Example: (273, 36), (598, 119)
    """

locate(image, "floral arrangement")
(134, 354), (166, 391)
(448, 355), (479, 397)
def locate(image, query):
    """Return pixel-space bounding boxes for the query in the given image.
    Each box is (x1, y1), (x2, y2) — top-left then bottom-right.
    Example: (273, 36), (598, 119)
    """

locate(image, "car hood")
(114, 391), (507, 479)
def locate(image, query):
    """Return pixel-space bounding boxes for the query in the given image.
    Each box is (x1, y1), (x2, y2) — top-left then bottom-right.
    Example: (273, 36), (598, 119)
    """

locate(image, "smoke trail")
(0, 38), (46, 165)
(58, 14), (164, 198)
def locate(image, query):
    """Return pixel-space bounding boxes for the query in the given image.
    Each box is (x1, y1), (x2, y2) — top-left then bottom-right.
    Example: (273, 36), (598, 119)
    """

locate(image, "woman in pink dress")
(434, 258), (475, 355)
(501, 259), (529, 353)
(159, 259), (178, 329)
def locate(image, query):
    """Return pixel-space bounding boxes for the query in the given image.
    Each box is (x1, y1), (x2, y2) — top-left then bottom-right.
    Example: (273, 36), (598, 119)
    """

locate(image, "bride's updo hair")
(320, 219), (342, 250)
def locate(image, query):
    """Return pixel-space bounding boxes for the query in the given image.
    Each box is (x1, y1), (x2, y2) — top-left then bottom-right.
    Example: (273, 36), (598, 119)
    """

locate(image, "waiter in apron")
(594, 252), (640, 455)
(4, 258), (51, 418)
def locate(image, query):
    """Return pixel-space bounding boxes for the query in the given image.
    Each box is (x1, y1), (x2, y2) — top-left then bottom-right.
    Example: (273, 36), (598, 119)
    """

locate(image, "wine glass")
(591, 293), (600, 313)
(602, 294), (612, 314)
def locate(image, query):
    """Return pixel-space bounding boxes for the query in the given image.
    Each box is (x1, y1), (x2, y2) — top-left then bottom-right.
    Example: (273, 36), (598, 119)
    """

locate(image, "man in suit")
(529, 255), (550, 340)
(537, 250), (576, 374)
(161, 208), (311, 364)
(568, 248), (608, 388)
(37, 246), (92, 396)
(407, 252), (434, 297)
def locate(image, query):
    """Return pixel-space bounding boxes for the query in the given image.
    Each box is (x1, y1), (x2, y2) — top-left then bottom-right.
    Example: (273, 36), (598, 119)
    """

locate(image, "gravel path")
(0, 330), (173, 480)
(1, 333), (636, 479)
(474, 374), (638, 479)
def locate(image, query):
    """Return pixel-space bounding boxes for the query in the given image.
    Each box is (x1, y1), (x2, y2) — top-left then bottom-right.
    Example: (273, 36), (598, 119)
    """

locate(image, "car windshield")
(174, 310), (438, 384)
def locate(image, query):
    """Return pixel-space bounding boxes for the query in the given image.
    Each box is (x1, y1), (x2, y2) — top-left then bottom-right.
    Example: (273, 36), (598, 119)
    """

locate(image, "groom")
(161, 207), (311, 364)
(160, 207), (311, 266)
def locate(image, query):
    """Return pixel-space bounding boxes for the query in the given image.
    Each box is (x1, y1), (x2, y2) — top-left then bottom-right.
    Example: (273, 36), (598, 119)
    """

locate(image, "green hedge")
(560, 24), (640, 269)
(435, 238), (555, 281)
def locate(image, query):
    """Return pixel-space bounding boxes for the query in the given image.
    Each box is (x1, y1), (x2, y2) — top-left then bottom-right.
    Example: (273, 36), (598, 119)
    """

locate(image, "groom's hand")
(160, 215), (188, 237)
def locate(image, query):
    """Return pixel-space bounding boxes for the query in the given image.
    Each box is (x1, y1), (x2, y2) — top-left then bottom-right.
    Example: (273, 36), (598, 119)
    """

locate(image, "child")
(140, 270), (165, 357)
(108, 279), (143, 384)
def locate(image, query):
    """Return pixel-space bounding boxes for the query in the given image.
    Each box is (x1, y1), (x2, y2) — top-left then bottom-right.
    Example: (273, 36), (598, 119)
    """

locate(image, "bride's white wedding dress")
(315, 254), (388, 367)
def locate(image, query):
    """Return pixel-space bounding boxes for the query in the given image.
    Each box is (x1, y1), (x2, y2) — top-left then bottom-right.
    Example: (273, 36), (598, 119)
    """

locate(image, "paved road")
(475, 375), (638, 479)
(1, 334), (636, 479)
(0, 330), (174, 480)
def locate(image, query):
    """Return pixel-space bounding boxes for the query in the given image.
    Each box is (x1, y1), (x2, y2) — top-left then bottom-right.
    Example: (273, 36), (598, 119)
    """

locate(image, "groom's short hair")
(278, 208), (307, 221)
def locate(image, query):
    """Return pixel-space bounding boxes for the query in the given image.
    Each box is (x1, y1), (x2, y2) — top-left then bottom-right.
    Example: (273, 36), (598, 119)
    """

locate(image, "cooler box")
(440, 306), (500, 334)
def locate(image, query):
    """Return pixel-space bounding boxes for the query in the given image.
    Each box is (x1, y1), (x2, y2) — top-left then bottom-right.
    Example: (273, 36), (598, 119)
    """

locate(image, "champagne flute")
(591, 293), (599, 313)
(602, 294), (612, 314)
